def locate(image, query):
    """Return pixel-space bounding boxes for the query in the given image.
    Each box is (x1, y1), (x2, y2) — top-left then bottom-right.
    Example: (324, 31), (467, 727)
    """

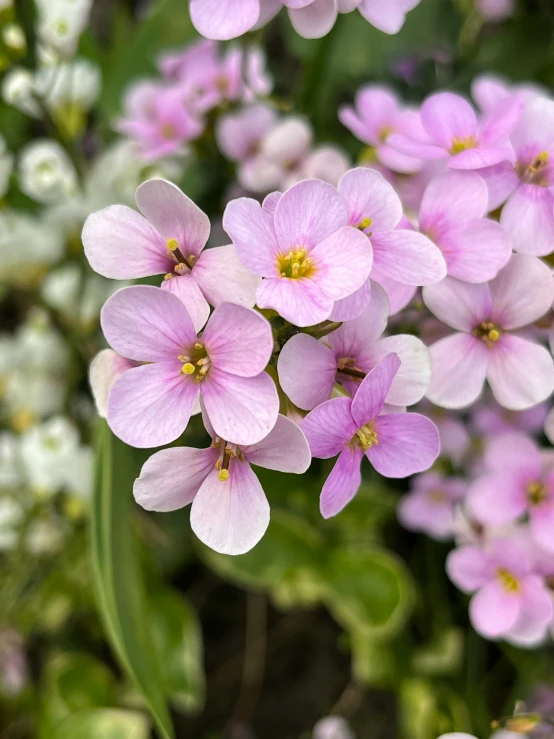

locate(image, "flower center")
(449, 136), (477, 155)
(497, 567), (520, 594)
(160, 122), (177, 140)
(427, 489), (446, 504)
(179, 342), (211, 383)
(354, 421), (379, 451)
(527, 481), (547, 506)
(357, 217), (372, 232)
(337, 356), (366, 381)
(277, 248), (315, 279)
(473, 321), (501, 348)
(378, 125), (394, 143)
(518, 151), (549, 186)
(212, 439), (245, 481)
(165, 237), (195, 276)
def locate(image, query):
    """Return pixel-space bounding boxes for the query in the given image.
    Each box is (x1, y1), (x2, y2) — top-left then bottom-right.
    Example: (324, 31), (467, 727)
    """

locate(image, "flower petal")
(327, 281), (389, 358)
(440, 218), (511, 283)
(329, 276), (373, 321)
(108, 362), (198, 448)
(467, 472), (527, 525)
(274, 179), (346, 251)
(301, 397), (357, 459)
(501, 184), (554, 257)
(200, 368), (279, 445)
(89, 349), (134, 419)
(277, 333), (336, 411)
(426, 333), (488, 408)
(135, 178), (210, 259)
(423, 277), (491, 331)
(133, 446), (218, 511)
(337, 167), (402, 233)
(372, 230), (446, 286)
(357, 0), (411, 33)
(161, 274), (210, 333)
(320, 445), (364, 519)
(351, 353), (401, 427)
(311, 226), (373, 301)
(287, 0), (338, 38)
(470, 581), (521, 638)
(190, 461), (269, 555)
(82, 205), (169, 279)
(487, 335), (554, 411)
(243, 414), (312, 473)
(368, 412), (440, 478)
(446, 546), (494, 593)
(366, 334), (432, 407)
(223, 197), (280, 277)
(193, 244), (261, 308)
(489, 253), (554, 330)
(201, 303), (272, 377)
(256, 275), (332, 327)
(101, 285), (197, 362)
(419, 170), (488, 229)
(421, 92), (479, 150)
(189, 0), (260, 40)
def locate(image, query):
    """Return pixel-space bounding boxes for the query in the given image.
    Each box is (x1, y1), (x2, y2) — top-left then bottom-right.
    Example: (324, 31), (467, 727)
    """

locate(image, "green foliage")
(49, 709), (151, 739)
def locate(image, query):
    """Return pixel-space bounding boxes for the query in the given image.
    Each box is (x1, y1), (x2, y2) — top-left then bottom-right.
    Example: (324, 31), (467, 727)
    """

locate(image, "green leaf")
(323, 548), (414, 637)
(148, 588), (206, 714)
(91, 422), (174, 739)
(49, 709), (150, 739)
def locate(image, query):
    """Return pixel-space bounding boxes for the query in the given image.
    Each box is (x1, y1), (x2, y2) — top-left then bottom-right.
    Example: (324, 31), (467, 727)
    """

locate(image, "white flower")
(0, 434), (23, 490)
(313, 717), (356, 739)
(18, 139), (77, 203)
(1, 67), (40, 117)
(35, 0), (92, 56)
(25, 518), (63, 555)
(0, 135), (13, 199)
(1, 23), (25, 52)
(0, 498), (23, 551)
(0, 210), (64, 285)
(36, 58), (101, 112)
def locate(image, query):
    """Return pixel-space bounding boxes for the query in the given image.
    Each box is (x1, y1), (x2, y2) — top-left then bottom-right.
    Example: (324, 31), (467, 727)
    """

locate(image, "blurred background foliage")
(2, 0), (554, 738)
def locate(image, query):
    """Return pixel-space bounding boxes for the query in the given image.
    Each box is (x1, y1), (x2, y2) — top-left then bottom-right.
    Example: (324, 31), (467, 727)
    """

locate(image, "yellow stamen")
(277, 248), (315, 280)
(428, 489), (446, 504)
(161, 122), (177, 140)
(218, 469), (230, 481)
(181, 362), (195, 375)
(354, 421), (379, 451)
(473, 321), (501, 348)
(163, 273), (173, 280)
(497, 568), (520, 593)
(359, 217), (372, 230)
(527, 481), (547, 505)
(166, 237), (179, 251)
(449, 136), (477, 155)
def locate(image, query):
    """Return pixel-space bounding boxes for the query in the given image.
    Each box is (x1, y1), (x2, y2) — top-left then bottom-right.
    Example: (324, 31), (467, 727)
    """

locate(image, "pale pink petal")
(500, 184), (554, 257)
(101, 286), (197, 363)
(82, 205), (169, 279)
(479, 161), (519, 210)
(366, 335), (431, 407)
(256, 0), (282, 27)
(481, 95), (523, 145)
(216, 104), (277, 161)
(358, 0), (412, 33)
(372, 230), (446, 285)
(108, 363), (198, 448)
(262, 191), (282, 216)
(441, 218), (511, 283)
(471, 74), (510, 113)
(135, 178), (210, 259)
(483, 431), (542, 473)
(338, 104), (374, 145)
(446, 546), (494, 592)
(89, 349), (134, 418)
(261, 117), (312, 163)
(243, 414), (311, 473)
(133, 446), (218, 511)
(200, 368), (279, 445)
(421, 92), (479, 150)
(427, 334), (489, 408)
(337, 167), (402, 233)
(387, 133), (447, 160)
(287, 0), (338, 38)
(490, 253), (554, 329)
(161, 274), (210, 333)
(487, 335), (554, 410)
(419, 170), (488, 229)
(372, 271), (416, 314)
(530, 505), (554, 554)
(449, 146), (512, 170)
(274, 179), (346, 251)
(189, 0), (260, 40)
(201, 303), (272, 377)
(328, 281), (389, 357)
(190, 461), (269, 555)
(320, 445), (364, 519)
(470, 581), (521, 638)
(311, 226), (373, 301)
(193, 244), (261, 309)
(423, 277), (491, 331)
(277, 334), (336, 411)
(329, 277), (372, 321)
(545, 406), (554, 445)
(467, 472), (527, 525)
(223, 197), (280, 277)
(256, 276), (332, 327)
(507, 574), (554, 646)
(301, 397), (357, 458)
(368, 412), (440, 477)
(351, 353), (401, 426)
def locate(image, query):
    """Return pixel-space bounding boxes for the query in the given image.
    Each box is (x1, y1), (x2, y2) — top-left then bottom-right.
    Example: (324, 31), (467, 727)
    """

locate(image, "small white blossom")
(0, 498), (23, 551)
(36, 58), (101, 112)
(35, 0), (92, 57)
(18, 139), (77, 203)
(0, 210), (64, 285)
(1, 67), (40, 117)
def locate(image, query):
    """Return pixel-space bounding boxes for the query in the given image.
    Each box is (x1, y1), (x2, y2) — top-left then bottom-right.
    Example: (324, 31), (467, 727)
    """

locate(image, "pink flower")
(472, 395), (548, 437)
(339, 85), (424, 173)
(447, 538), (553, 640)
(418, 170), (511, 282)
(223, 179), (373, 326)
(301, 354), (440, 518)
(338, 0), (421, 35)
(467, 432), (554, 555)
(216, 104), (279, 177)
(388, 91), (522, 170)
(471, 73), (545, 115)
(480, 97), (554, 256)
(116, 85), (203, 161)
(83, 178), (260, 331)
(89, 349), (135, 419)
(423, 254), (554, 410)
(101, 286), (279, 448)
(278, 281), (431, 409)
(476, 0), (515, 21)
(134, 414), (310, 555)
(398, 471), (466, 540)
(189, 0), (281, 41)
(333, 168), (446, 320)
